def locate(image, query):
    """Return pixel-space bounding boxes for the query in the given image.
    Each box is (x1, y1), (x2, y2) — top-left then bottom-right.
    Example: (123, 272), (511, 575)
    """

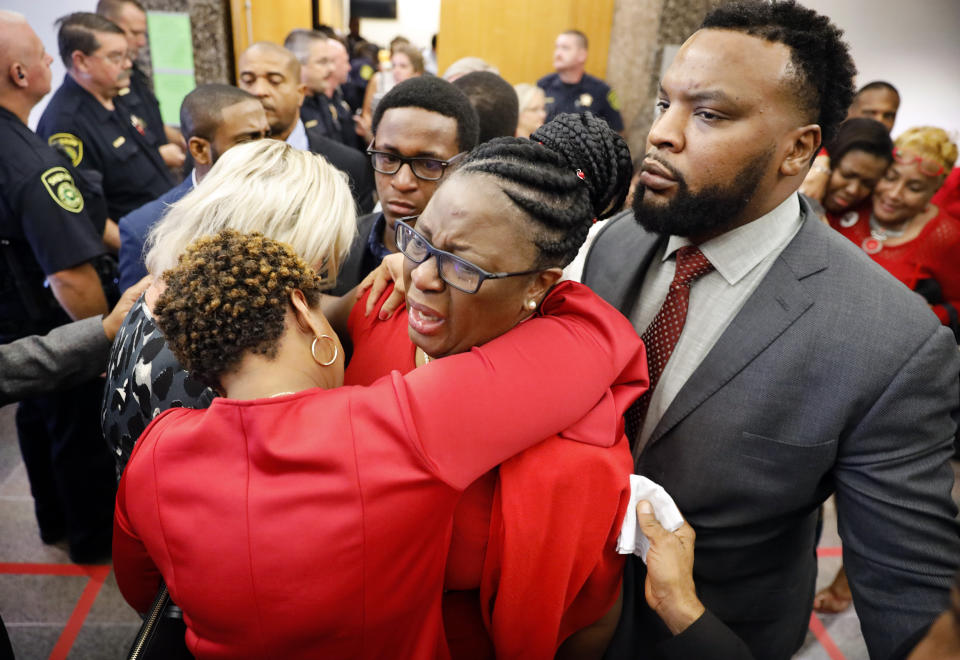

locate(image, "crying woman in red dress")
(344, 112), (644, 659)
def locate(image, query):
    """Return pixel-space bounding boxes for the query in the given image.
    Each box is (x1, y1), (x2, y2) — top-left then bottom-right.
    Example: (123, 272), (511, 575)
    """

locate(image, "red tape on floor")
(0, 562), (102, 576)
(48, 565), (111, 660)
(0, 563), (112, 660)
(809, 612), (847, 660)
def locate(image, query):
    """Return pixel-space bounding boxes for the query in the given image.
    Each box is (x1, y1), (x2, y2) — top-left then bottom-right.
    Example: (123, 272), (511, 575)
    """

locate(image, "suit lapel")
(645, 212), (828, 449)
(584, 211), (665, 318)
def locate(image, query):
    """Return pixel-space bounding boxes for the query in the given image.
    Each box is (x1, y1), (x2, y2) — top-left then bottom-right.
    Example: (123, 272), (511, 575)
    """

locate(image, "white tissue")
(616, 474), (685, 563)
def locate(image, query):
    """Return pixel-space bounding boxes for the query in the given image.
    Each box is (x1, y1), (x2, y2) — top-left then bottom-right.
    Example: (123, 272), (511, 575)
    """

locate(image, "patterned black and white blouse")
(101, 295), (216, 479)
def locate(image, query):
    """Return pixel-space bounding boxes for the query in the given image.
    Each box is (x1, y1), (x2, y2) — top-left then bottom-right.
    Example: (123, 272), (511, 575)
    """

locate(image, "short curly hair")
(701, 0), (856, 145)
(154, 230), (323, 390)
(372, 76), (480, 152)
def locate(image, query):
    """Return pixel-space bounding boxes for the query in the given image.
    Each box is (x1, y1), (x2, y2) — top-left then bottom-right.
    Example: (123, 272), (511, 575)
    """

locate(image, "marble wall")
(606, 0), (727, 159)
(139, 0), (233, 85)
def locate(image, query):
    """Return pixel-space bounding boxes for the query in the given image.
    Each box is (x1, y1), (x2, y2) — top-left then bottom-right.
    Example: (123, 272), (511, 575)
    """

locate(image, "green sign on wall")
(146, 11), (196, 126)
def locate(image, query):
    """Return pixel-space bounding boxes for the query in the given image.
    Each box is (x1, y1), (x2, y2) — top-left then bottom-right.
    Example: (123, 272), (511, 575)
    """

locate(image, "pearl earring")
(527, 300), (537, 310)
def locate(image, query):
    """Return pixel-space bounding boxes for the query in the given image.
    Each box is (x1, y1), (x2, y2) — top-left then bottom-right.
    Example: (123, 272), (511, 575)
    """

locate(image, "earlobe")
(782, 124), (821, 177)
(188, 137), (211, 165)
(525, 267), (564, 310)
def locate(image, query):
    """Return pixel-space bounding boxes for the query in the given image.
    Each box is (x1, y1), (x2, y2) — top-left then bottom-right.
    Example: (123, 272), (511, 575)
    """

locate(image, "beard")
(633, 149), (774, 238)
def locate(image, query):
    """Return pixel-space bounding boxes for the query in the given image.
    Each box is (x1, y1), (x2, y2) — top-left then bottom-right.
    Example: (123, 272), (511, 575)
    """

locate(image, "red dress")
(345, 284), (643, 659)
(113, 282), (646, 660)
(829, 204), (960, 328)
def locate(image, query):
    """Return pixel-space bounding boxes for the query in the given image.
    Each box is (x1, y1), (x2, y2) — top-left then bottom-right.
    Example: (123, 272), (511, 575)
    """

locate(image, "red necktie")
(625, 246), (714, 446)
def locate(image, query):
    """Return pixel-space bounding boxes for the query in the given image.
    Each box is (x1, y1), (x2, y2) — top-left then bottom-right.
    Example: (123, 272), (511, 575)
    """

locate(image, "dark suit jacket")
(117, 177), (193, 290)
(0, 316), (110, 406)
(329, 211), (381, 296)
(305, 124), (374, 215)
(584, 198), (960, 660)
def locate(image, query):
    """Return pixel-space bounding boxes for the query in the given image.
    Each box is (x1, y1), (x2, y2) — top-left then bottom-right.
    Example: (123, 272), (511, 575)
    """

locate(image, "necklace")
(416, 347), (434, 365)
(869, 213), (909, 241)
(862, 213), (911, 255)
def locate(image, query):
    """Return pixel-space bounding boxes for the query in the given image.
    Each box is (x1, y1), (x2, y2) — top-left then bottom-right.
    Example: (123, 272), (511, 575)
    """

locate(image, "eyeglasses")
(366, 145), (465, 181)
(395, 218), (540, 294)
(92, 51), (130, 66)
(893, 147), (945, 177)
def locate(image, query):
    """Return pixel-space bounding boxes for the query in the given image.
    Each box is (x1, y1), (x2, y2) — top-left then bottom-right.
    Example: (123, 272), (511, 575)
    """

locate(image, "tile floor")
(0, 400), (953, 659)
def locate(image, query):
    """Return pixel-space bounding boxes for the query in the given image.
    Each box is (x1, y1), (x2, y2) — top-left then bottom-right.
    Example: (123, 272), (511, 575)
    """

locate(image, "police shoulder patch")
(47, 133), (83, 167)
(40, 167), (84, 214)
(607, 89), (621, 111)
(360, 64), (374, 81)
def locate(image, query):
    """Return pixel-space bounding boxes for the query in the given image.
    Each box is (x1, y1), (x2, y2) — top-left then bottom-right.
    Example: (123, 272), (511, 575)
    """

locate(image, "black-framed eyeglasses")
(366, 144), (465, 181)
(395, 218), (541, 294)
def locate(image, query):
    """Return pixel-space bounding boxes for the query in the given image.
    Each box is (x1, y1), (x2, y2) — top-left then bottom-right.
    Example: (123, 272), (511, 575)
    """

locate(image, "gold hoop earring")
(311, 335), (339, 366)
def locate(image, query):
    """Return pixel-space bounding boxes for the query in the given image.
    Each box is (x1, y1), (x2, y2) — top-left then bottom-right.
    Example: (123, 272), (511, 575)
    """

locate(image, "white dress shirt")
(631, 193), (804, 453)
(285, 119), (309, 151)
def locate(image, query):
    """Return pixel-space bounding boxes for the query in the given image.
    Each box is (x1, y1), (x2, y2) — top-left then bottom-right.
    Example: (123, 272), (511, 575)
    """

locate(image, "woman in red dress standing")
(830, 126), (960, 340)
(345, 113), (643, 658)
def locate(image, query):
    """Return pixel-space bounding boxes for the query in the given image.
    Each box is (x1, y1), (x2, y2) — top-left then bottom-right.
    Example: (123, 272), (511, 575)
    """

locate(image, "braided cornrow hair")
(457, 112), (632, 267)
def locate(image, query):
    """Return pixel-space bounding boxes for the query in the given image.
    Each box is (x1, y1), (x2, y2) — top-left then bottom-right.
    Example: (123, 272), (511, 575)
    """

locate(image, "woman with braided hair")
(343, 112), (643, 658)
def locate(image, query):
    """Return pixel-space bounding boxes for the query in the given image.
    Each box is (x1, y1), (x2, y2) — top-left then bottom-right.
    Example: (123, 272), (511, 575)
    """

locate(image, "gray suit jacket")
(0, 316), (110, 406)
(584, 199), (960, 660)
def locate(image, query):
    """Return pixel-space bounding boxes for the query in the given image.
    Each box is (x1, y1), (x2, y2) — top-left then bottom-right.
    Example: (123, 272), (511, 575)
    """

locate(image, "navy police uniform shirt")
(116, 64), (168, 150)
(0, 106), (107, 338)
(302, 91), (361, 149)
(37, 75), (175, 221)
(537, 72), (624, 131)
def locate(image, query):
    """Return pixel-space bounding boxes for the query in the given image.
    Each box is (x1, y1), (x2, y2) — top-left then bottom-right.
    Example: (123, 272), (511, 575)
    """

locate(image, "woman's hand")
(358, 253), (407, 319)
(637, 500), (705, 635)
(800, 154), (831, 202)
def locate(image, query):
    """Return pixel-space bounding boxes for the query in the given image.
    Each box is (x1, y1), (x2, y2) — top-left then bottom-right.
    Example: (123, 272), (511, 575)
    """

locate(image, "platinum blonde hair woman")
(102, 139), (358, 479)
(145, 140), (356, 281)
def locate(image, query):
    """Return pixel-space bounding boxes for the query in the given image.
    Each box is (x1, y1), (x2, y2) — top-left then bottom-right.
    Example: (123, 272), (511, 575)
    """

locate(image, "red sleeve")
(113, 463), (163, 613)
(921, 211), (960, 328)
(345, 284), (415, 386)
(390, 281), (646, 490)
(932, 168), (960, 220)
(480, 436), (633, 658)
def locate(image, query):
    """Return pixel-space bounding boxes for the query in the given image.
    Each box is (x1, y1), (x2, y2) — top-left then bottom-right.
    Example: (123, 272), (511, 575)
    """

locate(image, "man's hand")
(638, 500), (705, 635)
(102, 276), (151, 341)
(158, 143), (186, 169)
(360, 252), (407, 319)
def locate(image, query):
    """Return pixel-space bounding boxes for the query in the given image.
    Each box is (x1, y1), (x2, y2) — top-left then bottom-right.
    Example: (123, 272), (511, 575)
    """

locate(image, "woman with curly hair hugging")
(111, 228), (647, 659)
(101, 139), (362, 478)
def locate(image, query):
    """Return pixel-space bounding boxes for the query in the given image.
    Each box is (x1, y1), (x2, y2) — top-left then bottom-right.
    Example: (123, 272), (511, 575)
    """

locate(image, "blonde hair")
(443, 57), (498, 82)
(514, 83), (545, 113)
(145, 140), (357, 288)
(895, 126), (958, 173)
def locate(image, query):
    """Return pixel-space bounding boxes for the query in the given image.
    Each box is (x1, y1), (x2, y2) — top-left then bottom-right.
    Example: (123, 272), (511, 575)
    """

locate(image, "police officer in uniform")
(0, 11), (119, 564)
(96, 0), (187, 170)
(537, 29), (623, 132)
(284, 29), (340, 141)
(238, 41), (374, 213)
(37, 12), (175, 226)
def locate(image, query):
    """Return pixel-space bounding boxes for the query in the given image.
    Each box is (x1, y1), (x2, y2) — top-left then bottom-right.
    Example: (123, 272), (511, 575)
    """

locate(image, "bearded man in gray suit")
(584, 2), (960, 659)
